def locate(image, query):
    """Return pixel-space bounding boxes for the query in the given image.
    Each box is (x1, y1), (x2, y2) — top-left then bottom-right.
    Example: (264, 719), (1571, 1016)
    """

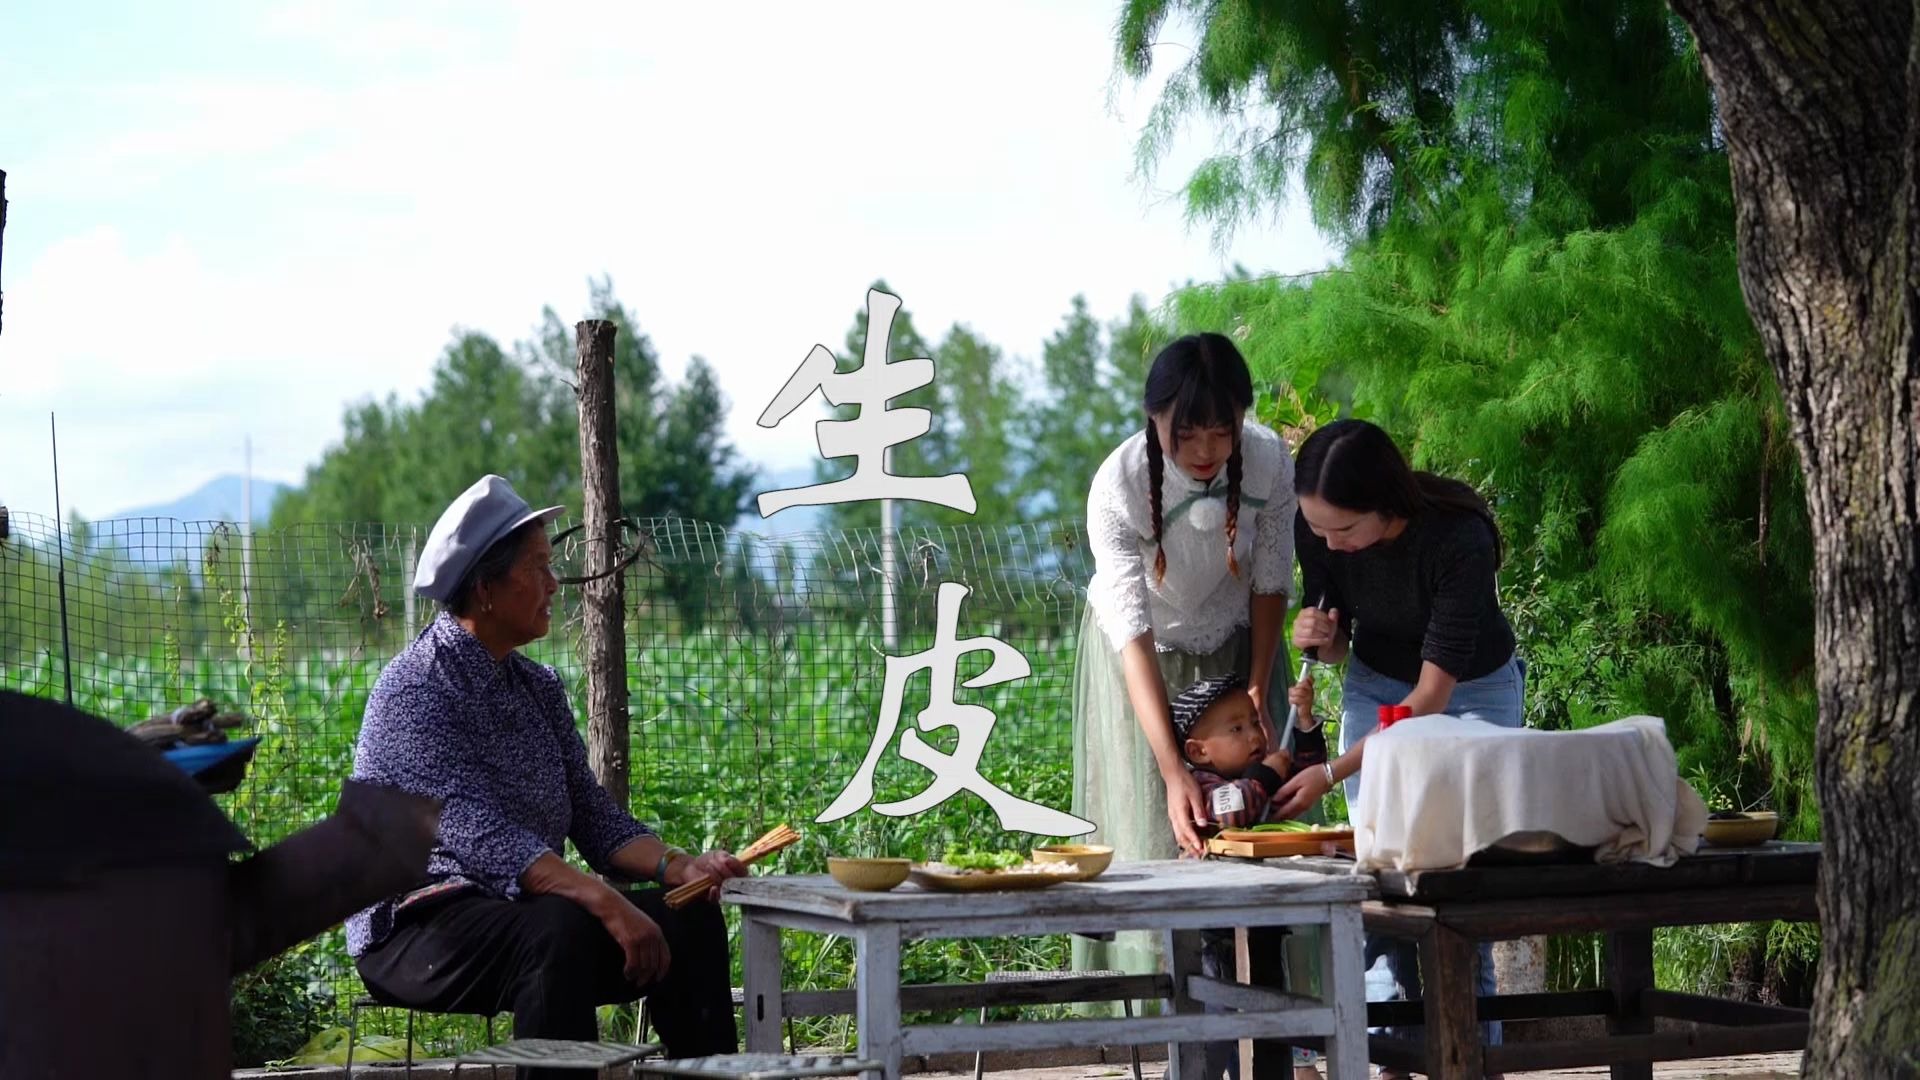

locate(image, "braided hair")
(1142, 333), (1256, 584)
(1225, 442), (1244, 578)
(1146, 421), (1169, 583)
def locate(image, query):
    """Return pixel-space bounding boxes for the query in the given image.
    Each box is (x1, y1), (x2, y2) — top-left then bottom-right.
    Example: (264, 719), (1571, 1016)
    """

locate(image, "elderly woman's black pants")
(356, 888), (738, 1079)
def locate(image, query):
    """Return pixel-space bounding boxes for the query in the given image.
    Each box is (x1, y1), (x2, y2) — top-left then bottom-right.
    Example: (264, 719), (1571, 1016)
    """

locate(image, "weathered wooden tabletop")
(722, 858), (1370, 923)
(1249, 841), (1819, 902)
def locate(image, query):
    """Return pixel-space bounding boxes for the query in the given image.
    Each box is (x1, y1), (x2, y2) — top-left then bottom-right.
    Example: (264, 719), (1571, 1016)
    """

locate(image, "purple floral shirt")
(345, 613), (652, 956)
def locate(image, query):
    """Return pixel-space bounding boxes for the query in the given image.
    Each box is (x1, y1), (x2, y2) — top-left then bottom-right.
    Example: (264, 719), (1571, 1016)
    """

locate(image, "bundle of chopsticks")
(663, 823), (801, 908)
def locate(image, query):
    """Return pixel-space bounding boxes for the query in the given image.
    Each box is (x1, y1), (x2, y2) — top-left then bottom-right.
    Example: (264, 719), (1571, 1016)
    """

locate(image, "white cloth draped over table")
(1351, 714), (1710, 873)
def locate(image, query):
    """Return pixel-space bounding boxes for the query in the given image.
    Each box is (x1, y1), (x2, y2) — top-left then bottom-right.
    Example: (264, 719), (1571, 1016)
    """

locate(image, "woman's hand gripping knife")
(1268, 607), (1345, 822)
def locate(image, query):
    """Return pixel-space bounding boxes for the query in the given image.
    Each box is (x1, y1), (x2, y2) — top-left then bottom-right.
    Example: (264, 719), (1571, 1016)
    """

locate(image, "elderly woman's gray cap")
(413, 475), (565, 601)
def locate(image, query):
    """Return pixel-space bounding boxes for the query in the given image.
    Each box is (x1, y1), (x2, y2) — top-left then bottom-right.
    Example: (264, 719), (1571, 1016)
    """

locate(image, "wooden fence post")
(575, 318), (630, 807)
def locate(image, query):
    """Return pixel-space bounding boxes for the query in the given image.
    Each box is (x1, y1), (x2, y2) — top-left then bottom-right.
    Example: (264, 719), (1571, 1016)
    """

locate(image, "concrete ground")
(946, 1056), (1803, 1079)
(239, 1052), (1804, 1079)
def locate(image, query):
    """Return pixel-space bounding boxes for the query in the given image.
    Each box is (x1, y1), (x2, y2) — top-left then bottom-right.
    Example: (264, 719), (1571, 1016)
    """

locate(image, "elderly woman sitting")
(346, 475), (744, 1072)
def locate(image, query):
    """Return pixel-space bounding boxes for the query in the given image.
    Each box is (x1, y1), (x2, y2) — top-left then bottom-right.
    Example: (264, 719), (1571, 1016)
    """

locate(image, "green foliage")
(285, 1027), (429, 1068)
(271, 276), (757, 532)
(1120, 0), (1713, 241)
(0, 628), (1088, 1054)
(1160, 187), (1817, 835)
(1120, 0), (1820, 993)
(811, 282), (1038, 531)
(813, 281), (943, 534)
(1024, 296), (1171, 519)
(0, 566), (1095, 1056)
(230, 940), (332, 1067)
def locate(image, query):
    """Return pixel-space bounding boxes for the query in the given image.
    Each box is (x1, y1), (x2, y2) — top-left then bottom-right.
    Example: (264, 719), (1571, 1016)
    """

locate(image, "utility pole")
(241, 435), (254, 662)
(2, 169), (10, 338)
(881, 448), (897, 650)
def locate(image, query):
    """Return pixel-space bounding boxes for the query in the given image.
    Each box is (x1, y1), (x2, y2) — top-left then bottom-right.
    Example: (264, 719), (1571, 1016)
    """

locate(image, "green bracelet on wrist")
(654, 846), (687, 885)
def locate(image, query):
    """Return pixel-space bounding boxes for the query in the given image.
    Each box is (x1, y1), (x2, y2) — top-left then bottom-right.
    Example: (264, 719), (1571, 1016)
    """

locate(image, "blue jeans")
(1339, 653), (1528, 1051)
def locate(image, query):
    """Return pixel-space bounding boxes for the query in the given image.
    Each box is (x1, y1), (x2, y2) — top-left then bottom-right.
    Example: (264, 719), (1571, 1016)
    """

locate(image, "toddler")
(1172, 671), (1328, 829)
(1171, 671), (1330, 1080)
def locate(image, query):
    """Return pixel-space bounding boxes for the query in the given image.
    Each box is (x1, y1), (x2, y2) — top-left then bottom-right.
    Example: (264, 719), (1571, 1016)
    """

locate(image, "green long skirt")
(1068, 605), (1323, 1019)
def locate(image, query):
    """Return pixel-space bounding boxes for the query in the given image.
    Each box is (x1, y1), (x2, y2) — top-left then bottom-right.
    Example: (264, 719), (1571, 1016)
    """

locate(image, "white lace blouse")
(1085, 420), (1297, 655)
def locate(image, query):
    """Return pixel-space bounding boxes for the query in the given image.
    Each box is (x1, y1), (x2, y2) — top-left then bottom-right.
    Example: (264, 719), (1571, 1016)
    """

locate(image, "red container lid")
(1393, 705), (1414, 721)
(1377, 704), (1396, 727)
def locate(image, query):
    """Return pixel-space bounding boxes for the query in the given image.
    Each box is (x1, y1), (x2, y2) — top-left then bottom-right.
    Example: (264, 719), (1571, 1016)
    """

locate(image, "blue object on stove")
(163, 737), (262, 778)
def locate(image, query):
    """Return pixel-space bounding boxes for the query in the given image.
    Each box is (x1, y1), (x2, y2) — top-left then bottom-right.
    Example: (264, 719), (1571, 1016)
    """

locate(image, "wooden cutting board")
(1206, 827), (1355, 858)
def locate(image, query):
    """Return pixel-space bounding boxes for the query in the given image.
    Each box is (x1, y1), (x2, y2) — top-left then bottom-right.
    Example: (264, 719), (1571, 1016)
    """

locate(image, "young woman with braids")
(1073, 333), (1320, 1080)
(1269, 418), (1525, 1073)
(1075, 332), (1298, 858)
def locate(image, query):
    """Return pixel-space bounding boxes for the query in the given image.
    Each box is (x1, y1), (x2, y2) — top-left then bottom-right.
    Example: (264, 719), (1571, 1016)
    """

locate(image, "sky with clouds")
(0, 0), (1338, 521)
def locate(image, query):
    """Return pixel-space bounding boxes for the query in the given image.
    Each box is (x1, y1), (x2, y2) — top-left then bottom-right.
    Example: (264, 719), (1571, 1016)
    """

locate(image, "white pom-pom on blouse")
(1186, 495), (1228, 535)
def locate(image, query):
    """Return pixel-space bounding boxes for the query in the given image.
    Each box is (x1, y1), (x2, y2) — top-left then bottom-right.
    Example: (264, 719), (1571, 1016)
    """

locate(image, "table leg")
(743, 914), (784, 1054)
(1321, 904), (1368, 1080)
(1419, 923), (1483, 1078)
(1236, 925), (1295, 1080)
(1605, 928), (1655, 1080)
(856, 923), (903, 1080)
(1164, 927), (1208, 1080)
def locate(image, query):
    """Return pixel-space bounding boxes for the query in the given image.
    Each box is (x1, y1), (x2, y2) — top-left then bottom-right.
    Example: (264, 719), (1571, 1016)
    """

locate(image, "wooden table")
(1269, 842), (1821, 1079)
(722, 860), (1372, 1080)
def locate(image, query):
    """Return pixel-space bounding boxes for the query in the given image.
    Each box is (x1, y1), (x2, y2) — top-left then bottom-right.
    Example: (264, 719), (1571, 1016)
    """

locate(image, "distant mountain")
(100, 467), (827, 534)
(106, 474), (290, 525)
(733, 465), (834, 538)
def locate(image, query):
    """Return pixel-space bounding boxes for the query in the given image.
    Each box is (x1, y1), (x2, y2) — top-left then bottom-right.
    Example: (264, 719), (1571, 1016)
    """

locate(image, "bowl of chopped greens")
(911, 850), (1078, 892)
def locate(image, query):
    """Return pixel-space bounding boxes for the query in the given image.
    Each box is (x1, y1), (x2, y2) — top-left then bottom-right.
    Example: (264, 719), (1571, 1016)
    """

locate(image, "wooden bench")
(1273, 842), (1820, 1079)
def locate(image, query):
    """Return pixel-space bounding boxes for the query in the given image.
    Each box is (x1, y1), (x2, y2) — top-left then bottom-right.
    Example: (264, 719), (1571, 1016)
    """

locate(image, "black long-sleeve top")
(1294, 508), (1515, 684)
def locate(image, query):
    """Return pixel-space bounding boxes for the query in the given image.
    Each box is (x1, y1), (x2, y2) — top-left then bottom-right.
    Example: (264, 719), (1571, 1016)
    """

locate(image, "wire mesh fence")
(0, 507), (1099, 1046)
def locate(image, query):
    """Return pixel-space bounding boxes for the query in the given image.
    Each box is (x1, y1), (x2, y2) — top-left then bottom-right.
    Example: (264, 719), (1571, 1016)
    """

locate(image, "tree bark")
(1665, 0), (1920, 1073)
(575, 319), (630, 810)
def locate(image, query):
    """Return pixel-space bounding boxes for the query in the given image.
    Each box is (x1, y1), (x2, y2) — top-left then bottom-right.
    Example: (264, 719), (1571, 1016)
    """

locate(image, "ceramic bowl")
(1702, 811), (1779, 847)
(827, 857), (912, 892)
(1030, 843), (1114, 881)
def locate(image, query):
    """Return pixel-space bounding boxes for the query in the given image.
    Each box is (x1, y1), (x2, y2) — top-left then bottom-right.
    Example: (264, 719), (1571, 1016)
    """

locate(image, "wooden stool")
(453, 1038), (660, 1075)
(634, 1052), (882, 1080)
(971, 970), (1142, 1080)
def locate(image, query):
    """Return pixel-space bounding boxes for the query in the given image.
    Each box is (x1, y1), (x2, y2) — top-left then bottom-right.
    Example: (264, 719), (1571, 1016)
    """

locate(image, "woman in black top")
(1270, 419), (1523, 1069)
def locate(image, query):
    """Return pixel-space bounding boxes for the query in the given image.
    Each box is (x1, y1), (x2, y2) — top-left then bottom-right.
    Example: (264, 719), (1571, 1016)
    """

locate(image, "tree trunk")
(1665, 1), (1920, 1073)
(575, 319), (630, 809)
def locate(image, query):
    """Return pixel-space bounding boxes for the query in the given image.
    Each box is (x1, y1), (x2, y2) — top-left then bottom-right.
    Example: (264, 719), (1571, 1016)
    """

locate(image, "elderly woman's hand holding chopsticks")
(663, 824), (801, 908)
(667, 850), (749, 904)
